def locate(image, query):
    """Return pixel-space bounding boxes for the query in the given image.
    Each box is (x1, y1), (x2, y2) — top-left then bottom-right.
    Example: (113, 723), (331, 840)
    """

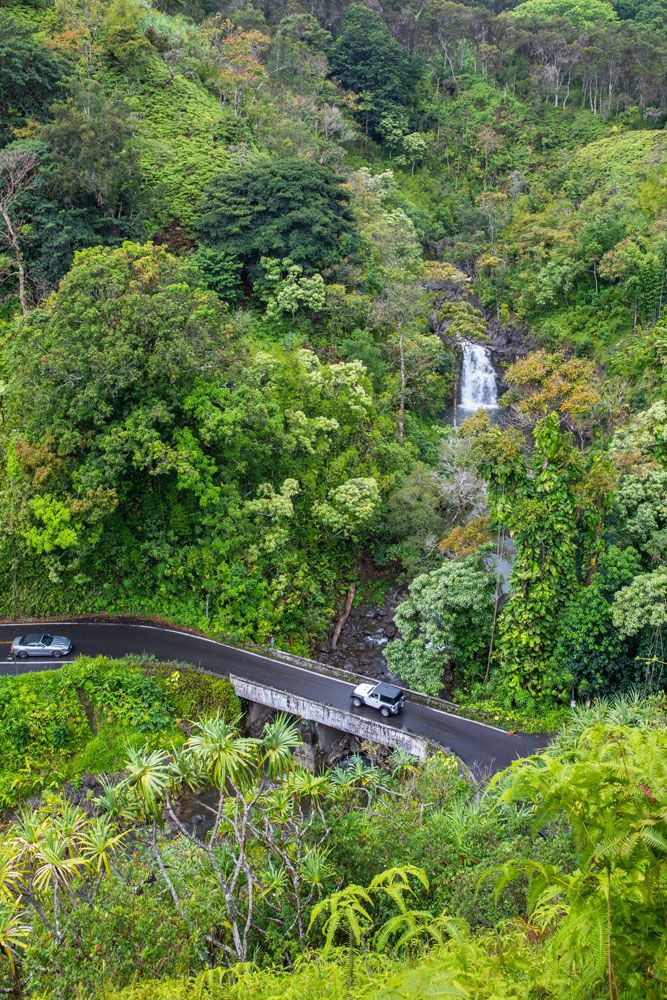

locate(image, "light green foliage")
(613, 470), (667, 561)
(349, 168), (423, 283)
(313, 478), (381, 539)
(386, 558), (495, 694)
(511, 0), (618, 25)
(438, 300), (488, 342)
(259, 256), (326, 318)
(491, 720), (667, 999)
(130, 73), (233, 234)
(610, 400), (667, 468)
(501, 131), (666, 355)
(24, 495), (78, 554)
(101, 953), (397, 999)
(612, 566), (667, 637)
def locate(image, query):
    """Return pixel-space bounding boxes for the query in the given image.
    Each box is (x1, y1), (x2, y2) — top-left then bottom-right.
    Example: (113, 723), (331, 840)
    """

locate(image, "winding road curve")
(0, 620), (547, 774)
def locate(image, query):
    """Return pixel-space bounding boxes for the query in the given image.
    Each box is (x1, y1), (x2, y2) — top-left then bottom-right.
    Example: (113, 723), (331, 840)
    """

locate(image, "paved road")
(0, 621), (547, 773)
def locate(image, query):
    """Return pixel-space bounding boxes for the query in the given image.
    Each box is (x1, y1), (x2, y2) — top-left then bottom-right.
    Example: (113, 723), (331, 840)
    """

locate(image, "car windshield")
(41, 634), (53, 646)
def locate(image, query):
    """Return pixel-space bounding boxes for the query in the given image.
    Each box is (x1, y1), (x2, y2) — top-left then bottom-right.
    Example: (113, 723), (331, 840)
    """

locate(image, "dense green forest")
(0, 0), (665, 995)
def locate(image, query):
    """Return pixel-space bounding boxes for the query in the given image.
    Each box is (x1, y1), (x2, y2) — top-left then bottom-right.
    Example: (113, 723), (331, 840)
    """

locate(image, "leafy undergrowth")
(95, 706), (667, 1000)
(127, 71), (239, 234)
(455, 693), (571, 734)
(0, 656), (239, 809)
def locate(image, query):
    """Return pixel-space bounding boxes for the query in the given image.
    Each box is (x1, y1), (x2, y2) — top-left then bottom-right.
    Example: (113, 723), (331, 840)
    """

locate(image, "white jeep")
(350, 682), (405, 717)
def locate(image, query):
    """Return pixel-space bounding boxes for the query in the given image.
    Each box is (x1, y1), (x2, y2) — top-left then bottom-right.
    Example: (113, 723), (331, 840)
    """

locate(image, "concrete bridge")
(230, 675), (433, 761)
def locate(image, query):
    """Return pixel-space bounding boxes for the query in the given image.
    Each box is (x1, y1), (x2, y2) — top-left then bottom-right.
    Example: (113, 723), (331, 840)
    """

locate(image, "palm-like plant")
(261, 786), (293, 821)
(169, 746), (204, 794)
(289, 768), (330, 800)
(387, 748), (420, 777)
(0, 846), (25, 904)
(288, 768), (332, 822)
(95, 775), (126, 820)
(10, 807), (43, 864)
(429, 797), (484, 864)
(122, 746), (173, 818)
(0, 898), (30, 977)
(31, 828), (87, 896)
(52, 799), (87, 841)
(257, 860), (289, 900)
(79, 815), (127, 877)
(185, 715), (257, 790)
(299, 845), (334, 893)
(260, 714), (302, 779)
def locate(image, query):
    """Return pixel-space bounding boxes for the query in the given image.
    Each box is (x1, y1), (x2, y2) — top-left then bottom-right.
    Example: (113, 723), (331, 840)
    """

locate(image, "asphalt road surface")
(0, 620), (547, 774)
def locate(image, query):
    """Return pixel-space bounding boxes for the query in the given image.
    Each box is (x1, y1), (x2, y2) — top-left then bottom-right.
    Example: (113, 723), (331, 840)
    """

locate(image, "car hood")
(353, 683), (374, 697)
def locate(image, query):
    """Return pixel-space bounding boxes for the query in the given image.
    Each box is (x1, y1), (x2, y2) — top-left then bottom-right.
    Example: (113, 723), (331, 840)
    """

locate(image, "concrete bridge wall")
(229, 675), (432, 761)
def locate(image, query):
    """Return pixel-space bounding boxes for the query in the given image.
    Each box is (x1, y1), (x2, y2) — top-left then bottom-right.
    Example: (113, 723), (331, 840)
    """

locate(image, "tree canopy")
(197, 158), (357, 285)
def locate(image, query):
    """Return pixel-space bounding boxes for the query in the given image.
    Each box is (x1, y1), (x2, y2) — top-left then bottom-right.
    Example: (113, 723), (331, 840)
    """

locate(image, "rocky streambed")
(313, 588), (406, 683)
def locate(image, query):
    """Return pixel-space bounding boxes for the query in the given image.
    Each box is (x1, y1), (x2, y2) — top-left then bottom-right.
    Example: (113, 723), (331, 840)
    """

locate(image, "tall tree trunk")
(331, 583), (355, 651)
(151, 821), (186, 918)
(398, 328), (406, 440)
(0, 204), (29, 314)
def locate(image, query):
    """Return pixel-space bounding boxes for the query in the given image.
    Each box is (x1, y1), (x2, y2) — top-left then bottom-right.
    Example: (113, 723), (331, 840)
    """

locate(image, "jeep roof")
(373, 683), (404, 703)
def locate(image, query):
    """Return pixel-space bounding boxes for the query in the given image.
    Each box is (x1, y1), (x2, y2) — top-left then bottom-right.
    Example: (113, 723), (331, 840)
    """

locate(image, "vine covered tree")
(386, 558), (495, 695)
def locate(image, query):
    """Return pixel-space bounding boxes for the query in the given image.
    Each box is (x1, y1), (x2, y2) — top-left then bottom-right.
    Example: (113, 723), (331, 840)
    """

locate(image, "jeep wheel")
(352, 697), (362, 708)
(380, 707), (390, 718)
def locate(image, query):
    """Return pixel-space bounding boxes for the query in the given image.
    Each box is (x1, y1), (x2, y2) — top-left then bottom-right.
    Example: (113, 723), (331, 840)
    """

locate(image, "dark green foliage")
(0, 13), (65, 140)
(40, 79), (143, 215)
(194, 245), (242, 302)
(18, 81), (147, 291)
(20, 195), (140, 294)
(328, 4), (419, 135)
(554, 586), (635, 699)
(197, 158), (357, 283)
(27, 874), (200, 998)
(611, 0), (667, 27)
(6, 242), (231, 441)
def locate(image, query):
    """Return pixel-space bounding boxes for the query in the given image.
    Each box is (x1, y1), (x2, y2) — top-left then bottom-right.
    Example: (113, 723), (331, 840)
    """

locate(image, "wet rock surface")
(314, 588), (406, 683)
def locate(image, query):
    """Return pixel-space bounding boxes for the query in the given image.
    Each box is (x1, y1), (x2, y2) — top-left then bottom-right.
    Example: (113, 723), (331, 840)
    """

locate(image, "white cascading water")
(458, 341), (499, 411)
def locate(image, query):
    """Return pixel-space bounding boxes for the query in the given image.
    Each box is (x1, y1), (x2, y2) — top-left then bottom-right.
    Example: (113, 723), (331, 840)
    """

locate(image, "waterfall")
(458, 341), (498, 412)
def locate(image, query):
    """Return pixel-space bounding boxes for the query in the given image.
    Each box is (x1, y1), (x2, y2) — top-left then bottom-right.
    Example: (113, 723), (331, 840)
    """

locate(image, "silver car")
(11, 633), (73, 659)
